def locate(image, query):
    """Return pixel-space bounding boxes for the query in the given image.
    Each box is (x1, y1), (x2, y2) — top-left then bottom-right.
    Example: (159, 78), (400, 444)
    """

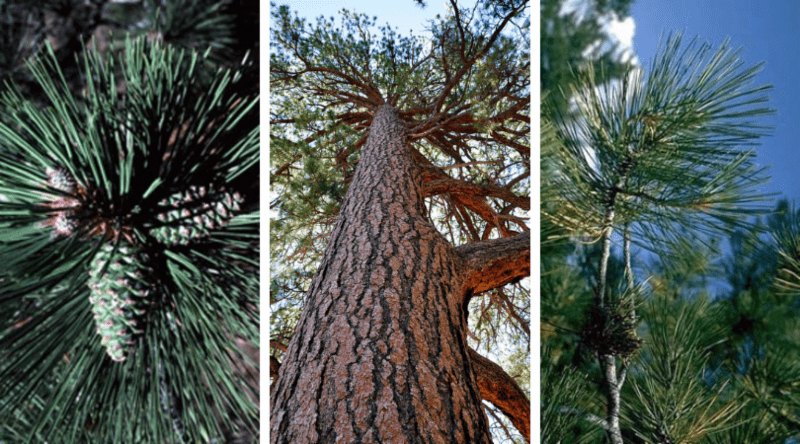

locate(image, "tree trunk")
(270, 105), (493, 443)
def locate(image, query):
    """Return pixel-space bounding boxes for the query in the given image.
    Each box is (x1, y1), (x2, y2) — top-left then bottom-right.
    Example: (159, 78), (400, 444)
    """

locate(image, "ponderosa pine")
(543, 34), (775, 444)
(270, 1), (530, 442)
(0, 36), (259, 443)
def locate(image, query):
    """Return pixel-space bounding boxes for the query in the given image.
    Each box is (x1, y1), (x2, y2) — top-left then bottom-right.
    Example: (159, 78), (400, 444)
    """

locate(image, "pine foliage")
(0, 20), (258, 444)
(546, 33), (773, 252)
(540, 29), (800, 444)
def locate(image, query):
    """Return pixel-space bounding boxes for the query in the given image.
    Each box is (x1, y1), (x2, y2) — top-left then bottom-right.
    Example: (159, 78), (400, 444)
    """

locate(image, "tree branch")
(456, 231), (530, 296)
(494, 288), (530, 338)
(452, 192), (513, 237)
(424, 177), (529, 210)
(469, 346), (530, 442)
(270, 355), (281, 380)
(411, 0), (527, 134)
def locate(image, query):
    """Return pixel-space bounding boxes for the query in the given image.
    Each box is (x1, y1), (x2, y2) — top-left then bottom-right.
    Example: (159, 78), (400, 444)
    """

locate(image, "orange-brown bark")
(423, 177), (530, 211)
(412, 146), (529, 238)
(270, 105), (493, 443)
(469, 347), (530, 442)
(456, 231), (530, 297)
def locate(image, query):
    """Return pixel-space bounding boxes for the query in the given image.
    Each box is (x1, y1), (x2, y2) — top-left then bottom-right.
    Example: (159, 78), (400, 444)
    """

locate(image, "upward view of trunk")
(270, 105), (493, 443)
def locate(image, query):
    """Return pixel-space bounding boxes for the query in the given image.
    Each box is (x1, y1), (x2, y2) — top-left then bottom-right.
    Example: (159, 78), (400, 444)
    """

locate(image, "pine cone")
(150, 185), (243, 245)
(87, 243), (151, 362)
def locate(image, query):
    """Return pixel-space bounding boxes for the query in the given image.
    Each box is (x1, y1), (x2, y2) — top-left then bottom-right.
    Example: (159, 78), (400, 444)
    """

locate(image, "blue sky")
(631, 0), (800, 205)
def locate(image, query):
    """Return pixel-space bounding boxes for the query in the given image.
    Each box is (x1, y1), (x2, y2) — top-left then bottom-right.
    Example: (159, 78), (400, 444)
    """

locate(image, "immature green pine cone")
(150, 185), (243, 245)
(87, 243), (150, 362)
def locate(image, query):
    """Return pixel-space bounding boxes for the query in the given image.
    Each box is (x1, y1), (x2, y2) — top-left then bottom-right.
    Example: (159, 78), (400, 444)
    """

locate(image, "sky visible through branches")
(268, 0), (479, 219)
(269, 0), (798, 441)
(576, 0), (800, 204)
(624, 1), (800, 301)
(278, 0), (477, 37)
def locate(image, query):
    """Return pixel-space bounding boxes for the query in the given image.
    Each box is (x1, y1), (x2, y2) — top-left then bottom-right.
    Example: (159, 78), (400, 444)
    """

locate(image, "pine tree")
(539, 0), (638, 378)
(709, 201), (800, 442)
(614, 201), (800, 444)
(0, 0), (257, 103)
(270, 1), (530, 442)
(0, 2), (259, 442)
(542, 33), (776, 443)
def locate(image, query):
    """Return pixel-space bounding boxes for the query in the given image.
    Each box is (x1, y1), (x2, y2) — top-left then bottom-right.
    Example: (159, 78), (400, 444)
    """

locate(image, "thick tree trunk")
(270, 105), (493, 443)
